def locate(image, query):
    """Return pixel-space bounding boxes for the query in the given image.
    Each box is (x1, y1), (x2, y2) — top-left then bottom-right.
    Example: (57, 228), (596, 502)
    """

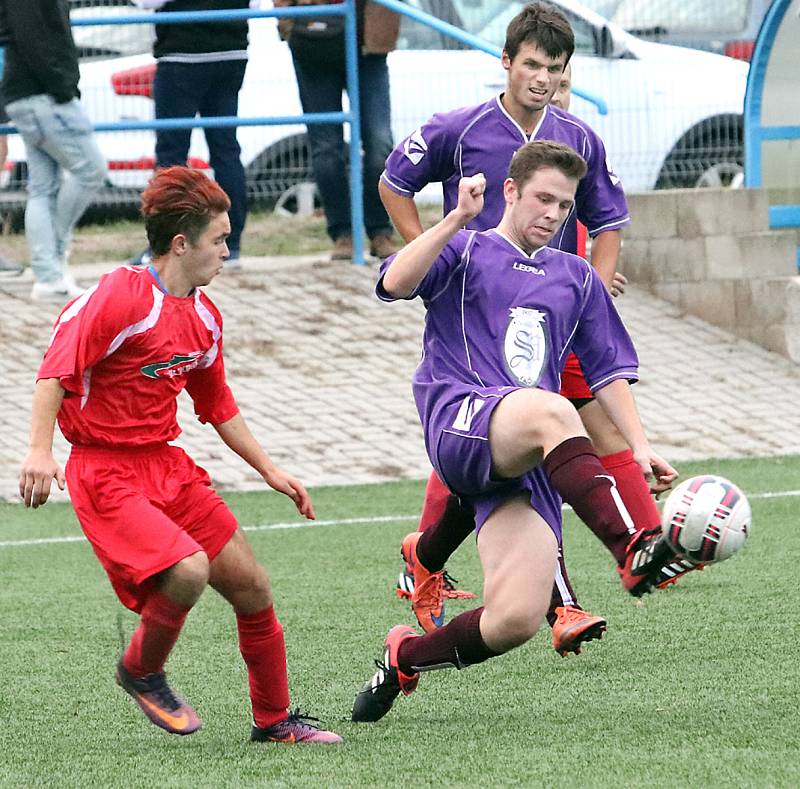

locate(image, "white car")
(2, 0), (748, 212)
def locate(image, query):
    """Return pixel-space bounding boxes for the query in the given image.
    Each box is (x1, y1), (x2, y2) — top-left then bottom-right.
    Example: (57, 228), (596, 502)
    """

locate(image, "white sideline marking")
(2, 489), (799, 550)
(0, 514), (419, 549)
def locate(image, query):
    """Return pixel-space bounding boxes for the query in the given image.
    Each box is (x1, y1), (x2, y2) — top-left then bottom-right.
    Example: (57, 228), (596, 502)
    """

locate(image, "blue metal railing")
(1, 1), (609, 265)
(744, 0), (800, 238)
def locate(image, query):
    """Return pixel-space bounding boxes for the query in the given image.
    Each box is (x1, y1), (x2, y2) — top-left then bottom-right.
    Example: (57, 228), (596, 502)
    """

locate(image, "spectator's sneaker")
(224, 248), (242, 270)
(655, 557), (705, 589)
(551, 605), (607, 657)
(369, 233), (399, 260)
(31, 277), (85, 304)
(251, 709), (342, 744)
(616, 528), (677, 598)
(352, 625), (420, 723)
(0, 254), (23, 276)
(128, 248), (152, 267)
(115, 660), (202, 735)
(401, 531), (445, 632)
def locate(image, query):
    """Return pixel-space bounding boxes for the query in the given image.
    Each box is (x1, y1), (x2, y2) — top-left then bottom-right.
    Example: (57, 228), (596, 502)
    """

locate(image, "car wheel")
(693, 161), (744, 189)
(245, 133), (316, 206)
(655, 115), (743, 190)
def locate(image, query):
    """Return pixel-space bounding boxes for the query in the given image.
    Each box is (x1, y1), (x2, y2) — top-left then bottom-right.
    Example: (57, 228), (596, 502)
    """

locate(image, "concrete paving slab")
(2, 253), (799, 504)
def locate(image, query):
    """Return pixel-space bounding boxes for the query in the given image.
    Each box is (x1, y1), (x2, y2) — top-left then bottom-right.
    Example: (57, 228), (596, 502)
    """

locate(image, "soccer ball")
(661, 475), (751, 564)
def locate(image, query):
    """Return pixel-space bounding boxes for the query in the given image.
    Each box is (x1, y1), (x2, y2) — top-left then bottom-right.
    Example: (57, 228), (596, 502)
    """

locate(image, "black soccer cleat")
(617, 528), (677, 597)
(352, 625), (420, 723)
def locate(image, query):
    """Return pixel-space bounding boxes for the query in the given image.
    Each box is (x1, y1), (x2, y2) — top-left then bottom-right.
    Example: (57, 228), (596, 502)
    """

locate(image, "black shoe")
(352, 625), (419, 723)
(617, 528), (677, 597)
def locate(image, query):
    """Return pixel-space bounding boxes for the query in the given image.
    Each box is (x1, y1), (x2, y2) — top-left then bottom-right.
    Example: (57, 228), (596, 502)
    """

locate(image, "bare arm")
(593, 379), (677, 494)
(588, 229), (621, 291)
(213, 412), (315, 519)
(379, 181), (425, 243)
(382, 174), (485, 298)
(19, 378), (67, 508)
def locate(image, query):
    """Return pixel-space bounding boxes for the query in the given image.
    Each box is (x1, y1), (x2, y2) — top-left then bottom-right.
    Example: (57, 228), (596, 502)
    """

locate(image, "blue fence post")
(344, 0), (364, 266)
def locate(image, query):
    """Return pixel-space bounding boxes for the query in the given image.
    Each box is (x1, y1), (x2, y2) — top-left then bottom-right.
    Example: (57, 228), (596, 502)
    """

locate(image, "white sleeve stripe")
(104, 286), (164, 359)
(380, 172), (415, 196)
(193, 293), (222, 369)
(589, 370), (639, 390)
(588, 216), (631, 235)
(47, 285), (100, 349)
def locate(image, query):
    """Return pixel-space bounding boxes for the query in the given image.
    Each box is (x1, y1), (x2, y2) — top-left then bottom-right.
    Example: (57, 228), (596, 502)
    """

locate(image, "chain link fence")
(0, 0), (769, 226)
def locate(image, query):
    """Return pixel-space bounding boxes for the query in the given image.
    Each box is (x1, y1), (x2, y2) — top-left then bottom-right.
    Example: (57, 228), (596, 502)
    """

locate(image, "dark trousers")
(153, 59), (248, 252)
(290, 42), (394, 241)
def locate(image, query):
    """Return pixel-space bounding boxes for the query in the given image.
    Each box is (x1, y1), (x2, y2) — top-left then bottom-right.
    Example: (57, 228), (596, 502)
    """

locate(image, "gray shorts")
(430, 385), (563, 541)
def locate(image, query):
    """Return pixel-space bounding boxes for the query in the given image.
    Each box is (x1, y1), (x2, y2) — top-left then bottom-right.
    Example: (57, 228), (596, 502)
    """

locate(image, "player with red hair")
(18, 166), (342, 744)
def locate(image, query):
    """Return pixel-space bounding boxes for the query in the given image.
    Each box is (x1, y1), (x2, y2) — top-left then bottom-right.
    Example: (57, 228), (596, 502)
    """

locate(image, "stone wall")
(621, 188), (800, 362)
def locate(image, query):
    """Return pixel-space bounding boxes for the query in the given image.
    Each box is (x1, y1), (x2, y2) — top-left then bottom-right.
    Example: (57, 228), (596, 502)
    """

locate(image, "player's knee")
(173, 551), (210, 592)
(492, 606), (543, 650)
(514, 390), (579, 447)
(224, 562), (274, 612)
(242, 564), (273, 609)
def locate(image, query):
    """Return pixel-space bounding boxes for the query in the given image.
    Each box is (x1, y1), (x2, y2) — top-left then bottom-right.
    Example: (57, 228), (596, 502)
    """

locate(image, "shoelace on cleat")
(442, 571), (460, 592)
(283, 708), (323, 730)
(142, 674), (182, 712)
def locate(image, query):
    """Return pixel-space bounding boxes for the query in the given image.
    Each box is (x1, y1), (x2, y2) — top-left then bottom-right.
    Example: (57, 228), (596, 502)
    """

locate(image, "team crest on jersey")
(503, 307), (547, 387)
(403, 128), (428, 165)
(141, 351), (204, 380)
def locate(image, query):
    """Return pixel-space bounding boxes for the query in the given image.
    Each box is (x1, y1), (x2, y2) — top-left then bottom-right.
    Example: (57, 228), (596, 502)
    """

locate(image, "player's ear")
(171, 234), (189, 256)
(501, 49), (511, 70)
(503, 177), (518, 203)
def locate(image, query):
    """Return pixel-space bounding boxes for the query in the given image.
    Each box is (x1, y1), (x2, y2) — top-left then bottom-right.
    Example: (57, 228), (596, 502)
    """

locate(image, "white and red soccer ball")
(661, 475), (751, 564)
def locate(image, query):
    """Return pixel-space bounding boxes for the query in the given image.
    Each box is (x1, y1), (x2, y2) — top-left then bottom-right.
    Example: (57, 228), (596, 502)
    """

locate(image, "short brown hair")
(140, 166), (231, 256)
(507, 140), (587, 191)
(504, 2), (575, 64)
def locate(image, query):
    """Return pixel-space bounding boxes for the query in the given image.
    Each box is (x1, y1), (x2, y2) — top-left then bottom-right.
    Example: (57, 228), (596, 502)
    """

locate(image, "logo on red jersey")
(140, 352), (204, 380)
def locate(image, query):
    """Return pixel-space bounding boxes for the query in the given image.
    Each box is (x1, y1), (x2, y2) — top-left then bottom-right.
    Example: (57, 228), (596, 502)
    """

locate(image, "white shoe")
(31, 277), (85, 303)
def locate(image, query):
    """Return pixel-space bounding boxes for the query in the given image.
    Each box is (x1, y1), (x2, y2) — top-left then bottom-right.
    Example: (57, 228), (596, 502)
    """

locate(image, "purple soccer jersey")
(381, 96), (629, 254)
(377, 229), (638, 534)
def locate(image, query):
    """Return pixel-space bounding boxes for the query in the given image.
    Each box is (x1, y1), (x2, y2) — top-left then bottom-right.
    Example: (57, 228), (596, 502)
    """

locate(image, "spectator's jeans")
(5, 95), (105, 284)
(153, 59), (248, 253)
(290, 49), (394, 241)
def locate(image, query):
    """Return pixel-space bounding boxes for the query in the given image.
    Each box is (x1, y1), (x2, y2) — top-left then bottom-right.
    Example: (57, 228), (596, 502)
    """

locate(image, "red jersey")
(38, 266), (239, 447)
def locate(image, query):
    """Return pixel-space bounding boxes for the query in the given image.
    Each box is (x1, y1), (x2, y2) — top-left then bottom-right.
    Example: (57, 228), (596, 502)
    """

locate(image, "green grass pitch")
(1, 456), (799, 788)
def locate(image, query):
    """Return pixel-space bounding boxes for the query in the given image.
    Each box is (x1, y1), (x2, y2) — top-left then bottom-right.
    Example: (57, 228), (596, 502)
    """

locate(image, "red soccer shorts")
(66, 444), (238, 613)
(559, 353), (593, 401)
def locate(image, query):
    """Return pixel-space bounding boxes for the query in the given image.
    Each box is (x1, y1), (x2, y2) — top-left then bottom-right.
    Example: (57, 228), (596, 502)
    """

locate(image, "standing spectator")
(131, 0), (253, 268)
(0, 39), (23, 275)
(0, 0), (106, 302)
(276, 0), (400, 261)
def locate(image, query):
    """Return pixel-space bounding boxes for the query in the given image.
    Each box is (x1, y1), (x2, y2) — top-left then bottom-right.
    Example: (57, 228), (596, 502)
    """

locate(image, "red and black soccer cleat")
(352, 625), (420, 723)
(654, 557), (705, 589)
(617, 527), (677, 597)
